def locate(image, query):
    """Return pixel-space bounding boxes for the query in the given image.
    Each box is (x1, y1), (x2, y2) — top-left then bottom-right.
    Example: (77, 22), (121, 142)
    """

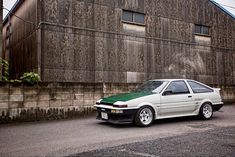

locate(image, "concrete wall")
(0, 83), (234, 123)
(39, 0), (235, 86)
(0, 83), (138, 123)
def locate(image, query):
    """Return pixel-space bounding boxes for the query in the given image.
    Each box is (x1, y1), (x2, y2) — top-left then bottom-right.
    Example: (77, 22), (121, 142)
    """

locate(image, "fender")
(137, 102), (158, 118)
(196, 99), (213, 114)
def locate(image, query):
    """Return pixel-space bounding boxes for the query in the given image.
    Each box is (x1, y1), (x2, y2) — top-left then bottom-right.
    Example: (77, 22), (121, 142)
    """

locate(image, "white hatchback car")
(94, 79), (223, 127)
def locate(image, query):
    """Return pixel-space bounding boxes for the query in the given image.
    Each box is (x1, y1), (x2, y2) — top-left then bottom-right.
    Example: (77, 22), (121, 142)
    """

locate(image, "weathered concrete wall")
(0, 83), (234, 123)
(220, 86), (235, 104)
(0, 83), (138, 123)
(2, 0), (235, 86)
(39, 0), (235, 86)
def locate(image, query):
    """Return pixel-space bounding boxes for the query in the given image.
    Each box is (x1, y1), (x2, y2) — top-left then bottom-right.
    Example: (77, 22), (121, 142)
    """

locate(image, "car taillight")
(113, 104), (128, 108)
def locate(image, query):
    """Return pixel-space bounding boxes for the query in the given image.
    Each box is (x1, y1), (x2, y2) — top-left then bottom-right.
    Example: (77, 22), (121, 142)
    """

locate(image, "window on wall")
(122, 10), (145, 24)
(195, 25), (210, 36)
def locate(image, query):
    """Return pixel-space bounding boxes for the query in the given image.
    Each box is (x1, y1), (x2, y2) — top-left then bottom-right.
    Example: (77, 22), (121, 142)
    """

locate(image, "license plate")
(101, 112), (108, 120)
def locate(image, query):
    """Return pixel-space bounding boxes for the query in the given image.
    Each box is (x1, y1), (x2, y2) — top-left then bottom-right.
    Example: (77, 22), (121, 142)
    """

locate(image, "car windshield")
(134, 81), (165, 93)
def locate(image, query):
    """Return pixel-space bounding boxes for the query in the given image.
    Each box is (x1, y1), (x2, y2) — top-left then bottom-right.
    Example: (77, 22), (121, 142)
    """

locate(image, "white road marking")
(118, 149), (159, 157)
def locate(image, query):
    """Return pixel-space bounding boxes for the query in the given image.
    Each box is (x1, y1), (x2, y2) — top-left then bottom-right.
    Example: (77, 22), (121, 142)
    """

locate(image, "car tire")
(199, 103), (213, 120)
(135, 106), (154, 127)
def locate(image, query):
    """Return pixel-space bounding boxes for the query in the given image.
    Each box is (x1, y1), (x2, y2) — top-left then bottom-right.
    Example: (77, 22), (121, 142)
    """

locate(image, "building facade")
(0, 0), (2, 60)
(2, 0), (235, 86)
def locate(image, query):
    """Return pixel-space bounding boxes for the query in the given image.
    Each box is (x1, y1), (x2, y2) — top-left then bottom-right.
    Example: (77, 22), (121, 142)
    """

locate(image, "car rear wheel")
(135, 106), (154, 127)
(199, 103), (213, 120)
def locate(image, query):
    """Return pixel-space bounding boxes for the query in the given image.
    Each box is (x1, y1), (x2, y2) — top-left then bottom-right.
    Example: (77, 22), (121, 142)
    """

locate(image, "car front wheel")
(135, 106), (154, 127)
(199, 103), (213, 120)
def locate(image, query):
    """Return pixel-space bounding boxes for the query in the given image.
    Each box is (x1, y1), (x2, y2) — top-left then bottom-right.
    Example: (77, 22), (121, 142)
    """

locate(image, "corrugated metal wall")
(3, 0), (38, 79)
(0, 0), (2, 61)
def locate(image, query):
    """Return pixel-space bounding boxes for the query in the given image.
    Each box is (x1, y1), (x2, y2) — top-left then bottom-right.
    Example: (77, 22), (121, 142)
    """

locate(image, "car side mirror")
(162, 90), (173, 96)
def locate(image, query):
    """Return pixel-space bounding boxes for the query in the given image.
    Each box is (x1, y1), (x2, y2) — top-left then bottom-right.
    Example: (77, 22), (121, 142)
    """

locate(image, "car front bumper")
(96, 107), (138, 124)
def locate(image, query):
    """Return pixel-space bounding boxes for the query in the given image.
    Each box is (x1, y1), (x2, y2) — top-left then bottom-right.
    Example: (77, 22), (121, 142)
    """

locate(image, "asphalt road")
(74, 126), (235, 157)
(0, 105), (235, 157)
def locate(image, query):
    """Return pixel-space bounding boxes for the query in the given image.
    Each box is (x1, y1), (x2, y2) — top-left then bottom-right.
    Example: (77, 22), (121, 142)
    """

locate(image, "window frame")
(194, 24), (210, 36)
(122, 10), (145, 26)
(187, 81), (214, 94)
(163, 81), (191, 95)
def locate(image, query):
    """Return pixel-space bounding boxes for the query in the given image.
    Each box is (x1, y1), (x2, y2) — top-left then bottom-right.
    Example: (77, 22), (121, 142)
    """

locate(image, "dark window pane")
(123, 10), (133, 22)
(188, 81), (213, 93)
(133, 13), (145, 24)
(165, 81), (190, 94)
(195, 25), (201, 34)
(202, 26), (209, 35)
(195, 25), (210, 35)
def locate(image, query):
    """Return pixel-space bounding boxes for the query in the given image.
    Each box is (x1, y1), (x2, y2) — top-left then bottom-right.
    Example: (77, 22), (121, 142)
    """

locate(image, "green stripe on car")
(101, 92), (153, 104)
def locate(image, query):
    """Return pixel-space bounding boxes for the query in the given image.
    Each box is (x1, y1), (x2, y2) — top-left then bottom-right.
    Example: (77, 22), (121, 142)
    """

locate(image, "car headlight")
(113, 101), (128, 108)
(113, 104), (128, 108)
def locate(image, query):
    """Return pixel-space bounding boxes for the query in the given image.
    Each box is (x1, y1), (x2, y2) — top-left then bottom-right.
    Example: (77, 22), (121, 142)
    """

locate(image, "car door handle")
(188, 96), (192, 98)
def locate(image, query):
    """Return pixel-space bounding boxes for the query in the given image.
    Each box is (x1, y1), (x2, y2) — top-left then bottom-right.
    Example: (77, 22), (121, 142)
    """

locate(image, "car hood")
(100, 92), (154, 104)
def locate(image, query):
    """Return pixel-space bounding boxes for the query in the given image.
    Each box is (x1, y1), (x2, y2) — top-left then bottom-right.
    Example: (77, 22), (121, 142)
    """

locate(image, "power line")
(3, 7), (36, 27)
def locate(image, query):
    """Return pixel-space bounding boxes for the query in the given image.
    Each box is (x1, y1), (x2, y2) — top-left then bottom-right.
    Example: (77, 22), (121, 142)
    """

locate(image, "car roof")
(150, 79), (194, 82)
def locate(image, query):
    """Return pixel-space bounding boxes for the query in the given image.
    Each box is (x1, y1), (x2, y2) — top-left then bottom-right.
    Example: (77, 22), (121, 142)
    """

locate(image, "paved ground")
(0, 105), (234, 156)
(74, 126), (235, 157)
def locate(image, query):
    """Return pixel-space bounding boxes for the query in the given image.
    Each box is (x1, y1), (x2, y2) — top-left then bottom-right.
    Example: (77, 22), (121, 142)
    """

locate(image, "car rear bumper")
(96, 107), (138, 124)
(212, 103), (223, 112)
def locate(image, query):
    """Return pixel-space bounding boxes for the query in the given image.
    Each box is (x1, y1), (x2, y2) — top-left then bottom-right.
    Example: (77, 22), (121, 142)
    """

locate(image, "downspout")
(8, 14), (12, 80)
(36, 0), (42, 80)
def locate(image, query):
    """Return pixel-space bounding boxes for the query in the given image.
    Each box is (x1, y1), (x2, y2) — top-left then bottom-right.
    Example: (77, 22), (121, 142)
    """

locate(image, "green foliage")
(10, 79), (22, 84)
(0, 58), (9, 82)
(20, 72), (41, 85)
(0, 58), (41, 85)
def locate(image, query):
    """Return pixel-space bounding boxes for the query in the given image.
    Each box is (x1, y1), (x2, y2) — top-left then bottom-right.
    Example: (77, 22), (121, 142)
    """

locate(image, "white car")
(94, 79), (223, 127)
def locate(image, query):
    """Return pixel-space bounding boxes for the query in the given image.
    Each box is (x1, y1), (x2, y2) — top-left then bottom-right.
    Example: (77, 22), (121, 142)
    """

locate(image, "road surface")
(0, 105), (234, 156)
(74, 126), (235, 157)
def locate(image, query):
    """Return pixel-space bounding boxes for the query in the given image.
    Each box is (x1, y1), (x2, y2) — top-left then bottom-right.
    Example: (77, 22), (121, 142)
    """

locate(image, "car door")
(187, 80), (215, 109)
(159, 80), (194, 117)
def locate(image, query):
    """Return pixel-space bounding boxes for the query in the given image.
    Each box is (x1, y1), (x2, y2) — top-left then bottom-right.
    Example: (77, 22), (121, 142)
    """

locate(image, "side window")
(164, 81), (190, 95)
(187, 81), (213, 93)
